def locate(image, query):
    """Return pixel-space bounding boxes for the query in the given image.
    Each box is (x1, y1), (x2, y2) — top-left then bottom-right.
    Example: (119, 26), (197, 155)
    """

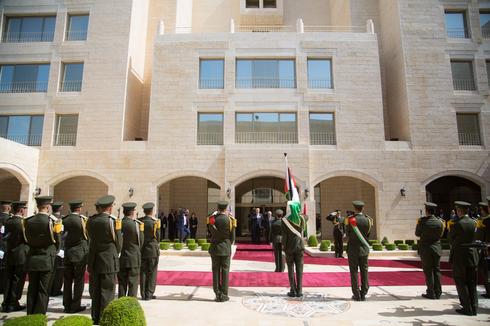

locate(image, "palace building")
(0, 0), (489, 240)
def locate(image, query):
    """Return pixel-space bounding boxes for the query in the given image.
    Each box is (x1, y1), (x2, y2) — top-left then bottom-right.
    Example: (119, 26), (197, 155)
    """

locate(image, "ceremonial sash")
(282, 217), (303, 239)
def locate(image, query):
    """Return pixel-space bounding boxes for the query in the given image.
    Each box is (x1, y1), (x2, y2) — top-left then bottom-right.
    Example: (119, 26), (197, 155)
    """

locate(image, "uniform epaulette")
(109, 215), (117, 220)
(150, 216), (158, 221)
(50, 215), (58, 222)
(80, 214), (87, 220)
(135, 219), (143, 224)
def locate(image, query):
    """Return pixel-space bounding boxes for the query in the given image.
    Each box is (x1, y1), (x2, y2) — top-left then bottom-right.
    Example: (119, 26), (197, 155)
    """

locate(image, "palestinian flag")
(284, 154), (302, 226)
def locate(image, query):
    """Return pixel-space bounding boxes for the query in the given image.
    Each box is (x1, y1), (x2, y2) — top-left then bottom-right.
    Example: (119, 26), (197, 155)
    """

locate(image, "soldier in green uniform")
(62, 200), (89, 313)
(87, 195), (122, 324)
(345, 200), (373, 301)
(207, 201), (236, 302)
(0, 200), (13, 295)
(24, 196), (62, 314)
(49, 201), (64, 297)
(281, 202), (306, 298)
(139, 202), (160, 300)
(1, 201), (28, 312)
(415, 202), (445, 299)
(118, 202), (144, 298)
(449, 201), (479, 316)
(269, 209), (284, 272)
(476, 200), (490, 298)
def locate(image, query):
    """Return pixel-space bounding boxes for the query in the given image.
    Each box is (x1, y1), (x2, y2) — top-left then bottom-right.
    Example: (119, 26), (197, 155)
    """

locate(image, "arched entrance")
(0, 169), (23, 201)
(157, 176), (221, 238)
(425, 176), (482, 217)
(52, 176), (109, 216)
(315, 176), (377, 240)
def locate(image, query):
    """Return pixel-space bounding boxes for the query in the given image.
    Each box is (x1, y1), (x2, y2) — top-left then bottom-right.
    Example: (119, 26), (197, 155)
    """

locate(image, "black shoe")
(221, 295), (230, 302)
(13, 305), (26, 312)
(71, 306), (86, 313)
(435, 293), (441, 299)
(142, 297), (150, 301)
(351, 295), (361, 301)
(295, 292), (303, 298)
(360, 294), (366, 301)
(2, 305), (13, 313)
(422, 293), (436, 299)
(482, 293), (490, 299)
(151, 295), (156, 299)
(455, 308), (472, 316)
(287, 291), (297, 297)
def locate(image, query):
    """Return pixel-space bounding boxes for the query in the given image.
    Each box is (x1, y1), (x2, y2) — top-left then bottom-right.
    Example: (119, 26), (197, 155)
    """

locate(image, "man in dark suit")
(159, 212), (167, 240)
(178, 209), (190, 242)
(139, 202), (160, 300)
(167, 209), (176, 241)
(263, 211), (272, 243)
(449, 201), (479, 316)
(62, 200), (89, 313)
(190, 213), (198, 239)
(269, 209), (284, 272)
(250, 208), (262, 243)
(1, 201), (28, 312)
(49, 201), (64, 297)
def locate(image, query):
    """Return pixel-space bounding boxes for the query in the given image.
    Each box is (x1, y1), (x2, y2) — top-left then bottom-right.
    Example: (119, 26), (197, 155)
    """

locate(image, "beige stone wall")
(0, 172), (22, 201)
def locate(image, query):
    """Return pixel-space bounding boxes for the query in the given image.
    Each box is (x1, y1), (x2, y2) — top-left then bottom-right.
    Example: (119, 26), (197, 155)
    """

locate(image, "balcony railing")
(446, 28), (471, 39)
(310, 132), (336, 145)
(236, 131), (298, 144)
(1, 134), (42, 146)
(54, 133), (77, 146)
(237, 25), (295, 32)
(199, 79), (224, 89)
(65, 30), (88, 41)
(452, 79), (476, 91)
(2, 31), (54, 43)
(0, 81), (48, 93)
(458, 133), (481, 146)
(236, 79), (296, 88)
(482, 27), (490, 38)
(197, 132), (223, 145)
(308, 79), (333, 89)
(60, 80), (82, 92)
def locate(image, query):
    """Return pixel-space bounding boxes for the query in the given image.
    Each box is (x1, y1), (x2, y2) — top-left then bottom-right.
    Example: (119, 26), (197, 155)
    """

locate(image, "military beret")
(478, 202), (488, 208)
(0, 200), (12, 205)
(142, 202), (155, 210)
(454, 201), (471, 208)
(35, 196), (53, 206)
(122, 202), (137, 209)
(96, 195), (115, 208)
(69, 200), (84, 209)
(217, 201), (228, 210)
(12, 201), (27, 210)
(424, 202), (437, 208)
(51, 201), (64, 211)
(275, 209), (284, 215)
(352, 200), (365, 208)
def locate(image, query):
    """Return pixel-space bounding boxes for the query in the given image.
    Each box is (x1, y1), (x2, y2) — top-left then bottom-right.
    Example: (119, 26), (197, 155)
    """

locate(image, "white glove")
(0, 250), (4, 259)
(0, 225), (4, 234)
(57, 250), (64, 259)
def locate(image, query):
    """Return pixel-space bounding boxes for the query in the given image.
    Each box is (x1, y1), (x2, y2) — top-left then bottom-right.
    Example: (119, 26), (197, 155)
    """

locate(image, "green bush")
(385, 243), (396, 251)
(307, 235), (319, 247)
(411, 244), (419, 251)
(372, 244), (384, 251)
(188, 243), (198, 251)
(173, 242), (183, 250)
(319, 242), (330, 251)
(320, 240), (331, 247)
(201, 243), (211, 251)
(197, 238), (207, 246)
(381, 237), (389, 245)
(100, 296), (146, 326)
(4, 315), (47, 326)
(397, 244), (410, 251)
(160, 242), (170, 250)
(394, 240), (404, 245)
(161, 239), (170, 243)
(368, 239), (380, 246)
(442, 243), (451, 250)
(405, 239), (415, 246)
(53, 316), (93, 326)
(187, 239), (196, 245)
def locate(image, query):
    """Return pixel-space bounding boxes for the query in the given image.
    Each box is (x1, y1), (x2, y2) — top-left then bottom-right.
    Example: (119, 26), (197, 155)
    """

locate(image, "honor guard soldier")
(476, 200), (490, 298)
(62, 200), (88, 313)
(345, 200), (374, 301)
(1, 201), (28, 312)
(139, 202), (160, 300)
(281, 200), (306, 298)
(207, 201), (236, 302)
(49, 201), (64, 297)
(415, 202), (445, 299)
(269, 209), (284, 272)
(24, 196), (62, 314)
(118, 202), (144, 298)
(449, 201), (479, 316)
(87, 195), (122, 324)
(0, 200), (13, 295)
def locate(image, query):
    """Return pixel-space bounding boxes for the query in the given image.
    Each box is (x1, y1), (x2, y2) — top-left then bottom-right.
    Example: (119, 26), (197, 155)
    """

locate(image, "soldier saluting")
(24, 196), (62, 314)
(139, 202), (160, 301)
(415, 202), (445, 299)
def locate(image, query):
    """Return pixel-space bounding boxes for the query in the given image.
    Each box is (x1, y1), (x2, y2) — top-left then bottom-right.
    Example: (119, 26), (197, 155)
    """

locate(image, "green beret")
(35, 196), (53, 206)
(12, 201), (27, 210)
(0, 200), (12, 205)
(142, 202), (155, 210)
(217, 201), (228, 210)
(424, 202), (437, 208)
(478, 202), (488, 208)
(352, 200), (365, 208)
(122, 202), (137, 209)
(454, 201), (471, 208)
(96, 195), (115, 208)
(51, 201), (64, 211)
(275, 209), (284, 215)
(69, 200), (84, 209)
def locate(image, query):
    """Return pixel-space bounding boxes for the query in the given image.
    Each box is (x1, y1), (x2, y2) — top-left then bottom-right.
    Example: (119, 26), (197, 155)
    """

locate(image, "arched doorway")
(52, 176), (109, 216)
(157, 176), (221, 238)
(425, 176), (482, 217)
(315, 176), (377, 240)
(0, 169), (22, 201)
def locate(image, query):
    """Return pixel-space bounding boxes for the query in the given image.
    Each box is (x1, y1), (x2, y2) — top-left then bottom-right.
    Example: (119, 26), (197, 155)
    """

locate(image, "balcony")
(199, 79), (224, 89)
(1, 134), (42, 146)
(446, 28), (471, 39)
(65, 30), (88, 41)
(308, 79), (332, 89)
(236, 78), (295, 89)
(60, 80), (82, 92)
(458, 133), (481, 146)
(483, 28), (490, 39)
(2, 31), (54, 43)
(235, 131), (298, 144)
(197, 132), (223, 145)
(452, 79), (476, 91)
(310, 132), (336, 145)
(0, 81), (48, 93)
(54, 133), (77, 146)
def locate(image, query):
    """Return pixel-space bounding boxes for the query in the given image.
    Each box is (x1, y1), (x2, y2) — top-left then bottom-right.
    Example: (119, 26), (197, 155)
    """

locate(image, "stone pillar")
(158, 20), (165, 35)
(296, 18), (304, 33)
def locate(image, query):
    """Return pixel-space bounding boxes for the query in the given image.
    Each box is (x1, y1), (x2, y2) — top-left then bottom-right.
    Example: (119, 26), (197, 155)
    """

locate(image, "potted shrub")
(201, 243), (211, 251)
(394, 240), (404, 245)
(307, 235), (319, 247)
(4, 315), (47, 326)
(397, 244), (410, 251)
(372, 244), (384, 251)
(160, 242), (170, 250)
(197, 238), (207, 246)
(381, 237), (389, 245)
(188, 243), (198, 251)
(173, 242), (183, 250)
(100, 297), (146, 326)
(385, 243), (396, 251)
(53, 316), (93, 326)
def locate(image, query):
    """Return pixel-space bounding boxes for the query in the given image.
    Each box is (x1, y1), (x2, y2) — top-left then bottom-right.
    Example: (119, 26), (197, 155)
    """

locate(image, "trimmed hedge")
(307, 235), (319, 247)
(319, 242), (330, 251)
(100, 296), (146, 326)
(397, 244), (410, 251)
(405, 239), (415, 246)
(368, 240), (380, 246)
(394, 240), (404, 245)
(381, 237), (389, 245)
(161, 239), (171, 243)
(411, 244), (419, 251)
(385, 243), (396, 251)
(201, 243), (211, 251)
(4, 315), (47, 326)
(160, 242), (170, 250)
(187, 239), (196, 245)
(173, 242), (183, 250)
(53, 316), (93, 326)
(372, 244), (384, 251)
(188, 243), (198, 251)
(197, 238), (207, 246)
(320, 240), (331, 247)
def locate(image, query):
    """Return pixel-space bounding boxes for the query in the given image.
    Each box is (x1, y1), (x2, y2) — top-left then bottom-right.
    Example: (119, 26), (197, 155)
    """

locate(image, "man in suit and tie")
(178, 209), (190, 243)
(250, 208), (262, 243)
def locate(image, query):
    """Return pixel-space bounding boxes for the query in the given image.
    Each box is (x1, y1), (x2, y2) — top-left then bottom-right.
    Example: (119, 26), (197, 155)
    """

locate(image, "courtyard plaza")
(1, 244), (489, 326)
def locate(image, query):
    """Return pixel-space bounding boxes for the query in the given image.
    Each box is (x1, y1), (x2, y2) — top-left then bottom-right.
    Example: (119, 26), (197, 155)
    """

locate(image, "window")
(66, 14), (89, 41)
(263, 0), (277, 8)
(0, 115), (44, 146)
(246, 0), (260, 8)
(487, 60), (490, 86)
(445, 11), (469, 38)
(199, 59), (224, 89)
(60, 63), (84, 92)
(0, 64), (50, 93)
(309, 113), (336, 145)
(450, 60), (476, 91)
(235, 112), (297, 143)
(54, 115), (78, 146)
(480, 11), (490, 38)
(456, 113), (481, 146)
(307, 59), (333, 89)
(236, 59), (295, 88)
(2, 16), (55, 43)
(197, 113), (223, 145)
